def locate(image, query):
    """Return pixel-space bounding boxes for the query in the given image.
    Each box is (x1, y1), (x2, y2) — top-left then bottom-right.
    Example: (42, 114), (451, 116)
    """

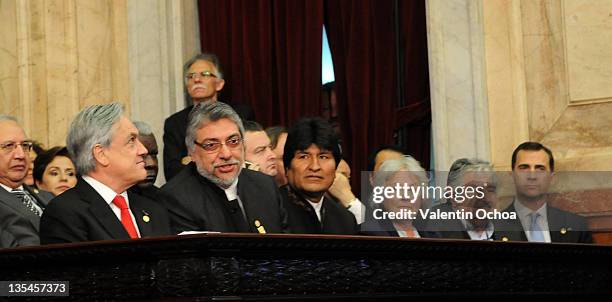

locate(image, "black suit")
(161, 163), (289, 234)
(280, 185), (358, 235)
(497, 202), (593, 244)
(163, 102), (255, 180)
(39, 178), (172, 244)
(0, 184), (50, 247)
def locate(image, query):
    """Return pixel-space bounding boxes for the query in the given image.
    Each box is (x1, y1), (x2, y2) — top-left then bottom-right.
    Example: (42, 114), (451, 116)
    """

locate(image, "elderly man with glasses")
(163, 53), (255, 181)
(0, 115), (51, 248)
(161, 102), (289, 234)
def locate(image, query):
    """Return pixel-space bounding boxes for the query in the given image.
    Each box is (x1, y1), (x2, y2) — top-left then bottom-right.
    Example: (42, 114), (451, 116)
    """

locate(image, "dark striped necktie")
(11, 188), (42, 217)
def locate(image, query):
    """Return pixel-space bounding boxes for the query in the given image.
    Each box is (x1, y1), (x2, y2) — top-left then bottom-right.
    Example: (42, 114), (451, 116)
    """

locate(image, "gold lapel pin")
(142, 210), (150, 223)
(254, 220), (266, 234)
(501, 236), (509, 242)
(560, 227), (567, 234)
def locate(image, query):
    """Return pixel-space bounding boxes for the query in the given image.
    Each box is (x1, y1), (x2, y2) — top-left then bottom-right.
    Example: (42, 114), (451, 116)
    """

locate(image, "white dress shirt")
(82, 176), (141, 237)
(307, 197), (325, 222)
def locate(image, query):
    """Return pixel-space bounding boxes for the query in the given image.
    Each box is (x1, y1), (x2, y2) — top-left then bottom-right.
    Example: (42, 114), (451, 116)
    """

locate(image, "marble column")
(426, 0), (491, 171)
(127, 0), (200, 184)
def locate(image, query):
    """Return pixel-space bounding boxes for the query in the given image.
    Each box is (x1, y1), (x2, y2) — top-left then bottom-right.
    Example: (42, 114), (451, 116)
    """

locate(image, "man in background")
(243, 121), (278, 177)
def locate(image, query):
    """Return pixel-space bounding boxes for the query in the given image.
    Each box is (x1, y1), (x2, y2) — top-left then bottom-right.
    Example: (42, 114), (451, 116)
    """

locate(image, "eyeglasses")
(194, 135), (242, 153)
(186, 71), (218, 80)
(0, 141), (34, 154)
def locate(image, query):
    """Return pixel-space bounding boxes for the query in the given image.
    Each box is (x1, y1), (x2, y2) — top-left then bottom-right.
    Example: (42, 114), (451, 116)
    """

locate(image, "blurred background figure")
(24, 141), (44, 188)
(266, 126), (288, 186)
(33, 146), (77, 197)
(131, 121), (161, 200)
(361, 156), (430, 238)
(243, 121), (278, 177)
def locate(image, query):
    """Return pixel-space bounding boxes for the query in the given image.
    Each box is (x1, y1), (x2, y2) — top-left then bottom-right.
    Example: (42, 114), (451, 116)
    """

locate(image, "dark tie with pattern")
(11, 188), (41, 217)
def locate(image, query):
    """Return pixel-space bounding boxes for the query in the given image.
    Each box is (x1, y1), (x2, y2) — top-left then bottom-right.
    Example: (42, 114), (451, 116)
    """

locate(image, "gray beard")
(196, 163), (241, 189)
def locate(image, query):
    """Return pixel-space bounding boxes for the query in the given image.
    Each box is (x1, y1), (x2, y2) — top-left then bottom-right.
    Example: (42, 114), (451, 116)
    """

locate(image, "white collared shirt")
(222, 178), (247, 219)
(307, 196), (325, 222)
(395, 226), (421, 238)
(514, 199), (551, 243)
(460, 219), (495, 241)
(82, 176), (141, 237)
(0, 183), (44, 214)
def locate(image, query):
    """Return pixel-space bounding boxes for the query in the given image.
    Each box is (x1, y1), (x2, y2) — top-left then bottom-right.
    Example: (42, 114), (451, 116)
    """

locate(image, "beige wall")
(0, 0), (200, 184)
(0, 0), (130, 147)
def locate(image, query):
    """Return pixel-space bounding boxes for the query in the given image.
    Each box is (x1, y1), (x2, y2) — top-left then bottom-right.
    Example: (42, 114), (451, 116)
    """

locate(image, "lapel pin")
(142, 210), (150, 223)
(501, 236), (509, 242)
(254, 219), (266, 234)
(560, 227), (567, 235)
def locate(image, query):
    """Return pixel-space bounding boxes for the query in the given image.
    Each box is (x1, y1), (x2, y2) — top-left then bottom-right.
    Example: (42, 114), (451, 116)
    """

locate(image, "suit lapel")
(0, 185), (41, 229)
(129, 191), (153, 237)
(547, 205), (564, 243)
(78, 179), (131, 240)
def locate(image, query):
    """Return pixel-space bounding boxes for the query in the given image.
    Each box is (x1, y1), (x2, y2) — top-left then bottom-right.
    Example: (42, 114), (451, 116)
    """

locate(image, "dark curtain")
(398, 0), (431, 169)
(198, 0), (323, 127)
(324, 0), (399, 190)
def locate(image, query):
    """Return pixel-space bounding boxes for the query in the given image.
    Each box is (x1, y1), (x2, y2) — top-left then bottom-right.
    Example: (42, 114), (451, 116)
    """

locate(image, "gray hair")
(133, 121), (154, 136)
(185, 101), (245, 152)
(0, 115), (18, 123)
(183, 52), (224, 83)
(67, 103), (123, 175)
(374, 156), (429, 187)
(447, 158), (496, 188)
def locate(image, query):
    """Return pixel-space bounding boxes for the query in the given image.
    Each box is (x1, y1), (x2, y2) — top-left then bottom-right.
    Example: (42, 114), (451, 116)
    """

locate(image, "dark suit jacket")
(161, 163), (289, 234)
(0, 203), (40, 248)
(0, 184), (50, 247)
(163, 102), (255, 180)
(280, 185), (358, 235)
(497, 202), (593, 244)
(39, 178), (172, 244)
(419, 203), (516, 241)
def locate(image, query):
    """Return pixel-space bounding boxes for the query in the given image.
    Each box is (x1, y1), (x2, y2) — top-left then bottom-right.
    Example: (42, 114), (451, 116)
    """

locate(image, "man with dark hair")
(130, 121), (161, 201)
(163, 52), (255, 181)
(500, 142), (592, 243)
(266, 126), (288, 186)
(161, 102), (289, 234)
(281, 117), (357, 234)
(243, 121), (278, 177)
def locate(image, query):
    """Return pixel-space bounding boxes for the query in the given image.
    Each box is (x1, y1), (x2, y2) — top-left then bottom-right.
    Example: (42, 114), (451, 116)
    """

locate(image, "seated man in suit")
(499, 142), (592, 243)
(424, 158), (505, 240)
(129, 121), (161, 201)
(0, 115), (50, 247)
(40, 103), (171, 244)
(161, 101), (289, 234)
(163, 53), (254, 181)
(281, 117), (357, 234)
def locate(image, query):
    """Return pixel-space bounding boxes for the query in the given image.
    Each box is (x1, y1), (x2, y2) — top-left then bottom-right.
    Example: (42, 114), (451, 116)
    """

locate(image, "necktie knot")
(112, 195), (129, 210)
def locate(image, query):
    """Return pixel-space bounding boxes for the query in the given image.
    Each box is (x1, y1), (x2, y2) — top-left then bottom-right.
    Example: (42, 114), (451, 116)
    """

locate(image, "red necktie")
(112, 195), (139, 239)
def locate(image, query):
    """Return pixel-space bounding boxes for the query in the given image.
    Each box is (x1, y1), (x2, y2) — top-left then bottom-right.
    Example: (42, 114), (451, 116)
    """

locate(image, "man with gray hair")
(161, 101), (289, 234)
(424, 158), (506, 240)
(0, 115), (49, 247)
(40, 103), (171, 244)
(163, 52), (254, 181)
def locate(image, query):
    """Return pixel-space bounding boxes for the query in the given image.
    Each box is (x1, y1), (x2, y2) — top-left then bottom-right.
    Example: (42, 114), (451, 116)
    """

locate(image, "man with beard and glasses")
(161, 102), (289, 234)
(424, 158), (507, 241)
